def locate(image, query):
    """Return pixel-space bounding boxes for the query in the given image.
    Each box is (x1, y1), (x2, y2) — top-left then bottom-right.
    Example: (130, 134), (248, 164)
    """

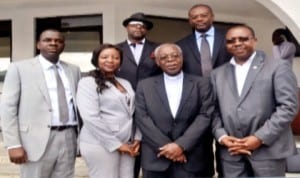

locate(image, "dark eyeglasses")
(226, 36), (253, 44)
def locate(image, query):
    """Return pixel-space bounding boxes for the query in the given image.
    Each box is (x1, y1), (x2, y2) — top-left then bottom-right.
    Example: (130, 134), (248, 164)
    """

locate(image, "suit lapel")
(175, 74), (193, 118)
(212, 31), (222, 65)
(122, 42), (137, 66)
(154, 75), (173, 115)
(33, 58), (51, 106)
(225, 63), (240, 101)
(107, 81), (132, 115)
(139, 40), (151, 65)
(188, 34), (201, 63)
(239, 52), (265, 103)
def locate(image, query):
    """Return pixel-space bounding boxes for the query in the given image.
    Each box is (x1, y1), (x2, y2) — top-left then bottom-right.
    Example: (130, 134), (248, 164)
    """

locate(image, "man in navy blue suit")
(177, 4), (231, 76)
(176, 4), (231, 177)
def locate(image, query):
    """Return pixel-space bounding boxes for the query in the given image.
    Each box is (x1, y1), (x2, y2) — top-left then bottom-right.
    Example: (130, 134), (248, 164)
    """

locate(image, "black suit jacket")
(135, 73), (215, 176)
(176, 28), (231, 76)
(116, 39), (161, 90)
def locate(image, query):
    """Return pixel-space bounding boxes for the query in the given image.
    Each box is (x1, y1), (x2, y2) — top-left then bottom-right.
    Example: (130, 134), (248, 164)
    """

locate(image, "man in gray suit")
(211, 25), (298, 177)
(135, 43), (215, 178)
(1, 29), (81, 178)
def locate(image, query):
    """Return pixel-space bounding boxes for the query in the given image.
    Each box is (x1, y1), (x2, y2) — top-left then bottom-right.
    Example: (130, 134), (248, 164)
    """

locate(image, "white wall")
(0, 1), (284, 58)
(0, 0), (299, 85)
(257, 0), (300, 86)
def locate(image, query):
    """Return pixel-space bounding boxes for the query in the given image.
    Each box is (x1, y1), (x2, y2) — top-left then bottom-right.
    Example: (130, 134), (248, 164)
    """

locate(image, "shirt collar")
(230, 51), (257, 66)
(195, 26), (215, 40)
(39, 54), (62, 70)
(127, 38), (145, 45)
(163, 71), (184, 81)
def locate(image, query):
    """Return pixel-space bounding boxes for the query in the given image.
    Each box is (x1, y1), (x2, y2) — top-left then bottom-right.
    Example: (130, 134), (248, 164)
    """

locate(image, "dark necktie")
(200, 34), (212, 76)
(53, 65), (69, 124)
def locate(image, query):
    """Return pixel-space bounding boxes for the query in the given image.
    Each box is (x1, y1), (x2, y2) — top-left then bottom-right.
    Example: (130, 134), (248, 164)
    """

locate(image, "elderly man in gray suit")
(211, 25), (298, 177)
(1, 29), (81, 178)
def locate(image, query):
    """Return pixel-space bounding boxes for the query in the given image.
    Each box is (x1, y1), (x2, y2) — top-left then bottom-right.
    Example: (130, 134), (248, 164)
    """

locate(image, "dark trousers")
(134, 154), (141, 178)
(143, 163), (212, 178)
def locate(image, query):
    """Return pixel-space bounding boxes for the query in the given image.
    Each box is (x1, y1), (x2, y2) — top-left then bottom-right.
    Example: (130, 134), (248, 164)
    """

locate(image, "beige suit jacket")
(0, 57), (81, 161)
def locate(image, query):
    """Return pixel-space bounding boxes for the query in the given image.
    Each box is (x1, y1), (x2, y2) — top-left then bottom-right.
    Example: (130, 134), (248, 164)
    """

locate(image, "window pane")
(0, 20), (12, 91)
(36, 15), (102, 73)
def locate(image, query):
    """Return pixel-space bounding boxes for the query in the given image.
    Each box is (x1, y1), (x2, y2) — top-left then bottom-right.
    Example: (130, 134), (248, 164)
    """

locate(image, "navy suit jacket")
(116, 39), (161, 90)
(135, 73), (215, 176)
(176, 28), (231, 76)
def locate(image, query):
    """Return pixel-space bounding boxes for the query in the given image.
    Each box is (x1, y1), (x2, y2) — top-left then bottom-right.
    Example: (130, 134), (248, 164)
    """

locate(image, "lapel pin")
(253, 66), (258, 70)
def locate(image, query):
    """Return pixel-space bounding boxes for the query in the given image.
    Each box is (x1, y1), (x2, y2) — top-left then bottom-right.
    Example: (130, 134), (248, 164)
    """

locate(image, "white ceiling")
(0, 0), (277, 20)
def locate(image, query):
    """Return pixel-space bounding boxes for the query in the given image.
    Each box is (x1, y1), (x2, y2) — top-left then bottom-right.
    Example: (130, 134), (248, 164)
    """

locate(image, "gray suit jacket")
(77, 76), (141, 152)
(135, 73), (215, 176)
(0, 57), (81, 161)
(211, 50), (298, 161)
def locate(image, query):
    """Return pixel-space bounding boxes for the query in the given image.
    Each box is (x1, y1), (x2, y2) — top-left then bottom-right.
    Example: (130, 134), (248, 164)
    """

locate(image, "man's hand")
(233, 135), (262, 151)
(173, 153), (187, 163)
(220, 135), (243, 148)
(129, 140), (140, 157)
(221, 136), (251, 156)
(8, 147), (28, 164)
(118, 143), (134, 156)
(157, 143), (183, 160)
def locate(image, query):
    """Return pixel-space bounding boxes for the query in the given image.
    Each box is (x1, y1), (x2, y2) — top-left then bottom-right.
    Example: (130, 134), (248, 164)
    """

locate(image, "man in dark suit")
(176, 5), (231, 177)
(135, 43), (215, 178)
(116, 12), (161, 90)
(116, 12), (161, 178)
(211, 25), (298, 177)
(177, 4), (231, 76)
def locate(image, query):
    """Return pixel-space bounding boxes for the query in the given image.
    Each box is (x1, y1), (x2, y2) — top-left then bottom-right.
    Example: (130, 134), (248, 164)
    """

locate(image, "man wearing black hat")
(116, 12), (161, 178)
(116, 12), (161, 90)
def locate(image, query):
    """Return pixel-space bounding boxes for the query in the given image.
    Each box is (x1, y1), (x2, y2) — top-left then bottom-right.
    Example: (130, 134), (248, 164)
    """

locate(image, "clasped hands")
(221, 135), (263, 156)
(118, 140), (140, 157)
(157, 143), (187, 163)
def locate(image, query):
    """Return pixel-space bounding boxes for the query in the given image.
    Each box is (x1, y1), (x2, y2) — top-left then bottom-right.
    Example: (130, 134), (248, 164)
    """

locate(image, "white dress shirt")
(195, 26), (215, 55)
(127, 38), (145, 65)
(39, 55), (76, 126)
(164, 71), (183, 118)
(229, 52), (256, 96)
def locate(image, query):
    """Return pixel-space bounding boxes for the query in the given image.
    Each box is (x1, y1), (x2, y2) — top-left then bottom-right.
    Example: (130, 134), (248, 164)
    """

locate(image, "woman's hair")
(88, 43), (123, 93)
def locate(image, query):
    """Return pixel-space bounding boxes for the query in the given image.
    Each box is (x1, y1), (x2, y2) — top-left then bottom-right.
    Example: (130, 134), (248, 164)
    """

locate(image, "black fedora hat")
(122, 12), (153, 30)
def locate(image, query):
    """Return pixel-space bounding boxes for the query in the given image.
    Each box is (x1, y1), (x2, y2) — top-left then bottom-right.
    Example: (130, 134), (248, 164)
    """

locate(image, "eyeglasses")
(158, 53), (181, 61)
(225, 36), (253, 44)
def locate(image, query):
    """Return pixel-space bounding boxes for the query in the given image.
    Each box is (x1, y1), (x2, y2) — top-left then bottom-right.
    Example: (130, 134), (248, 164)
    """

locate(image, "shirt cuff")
(7, 145), (22, 150)
(218, 134), (228, 144)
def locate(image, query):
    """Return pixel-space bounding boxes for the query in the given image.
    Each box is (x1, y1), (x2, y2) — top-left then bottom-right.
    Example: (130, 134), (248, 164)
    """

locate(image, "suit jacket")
(77, 76), (141, 152)
(135, 73), (215, 176)
(273, 41), (296, 64)
(211, 50), (298, 161)
(116, 39), (161, 90)
(0, 57), (81, 161)
(176, 28), (231, 76)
